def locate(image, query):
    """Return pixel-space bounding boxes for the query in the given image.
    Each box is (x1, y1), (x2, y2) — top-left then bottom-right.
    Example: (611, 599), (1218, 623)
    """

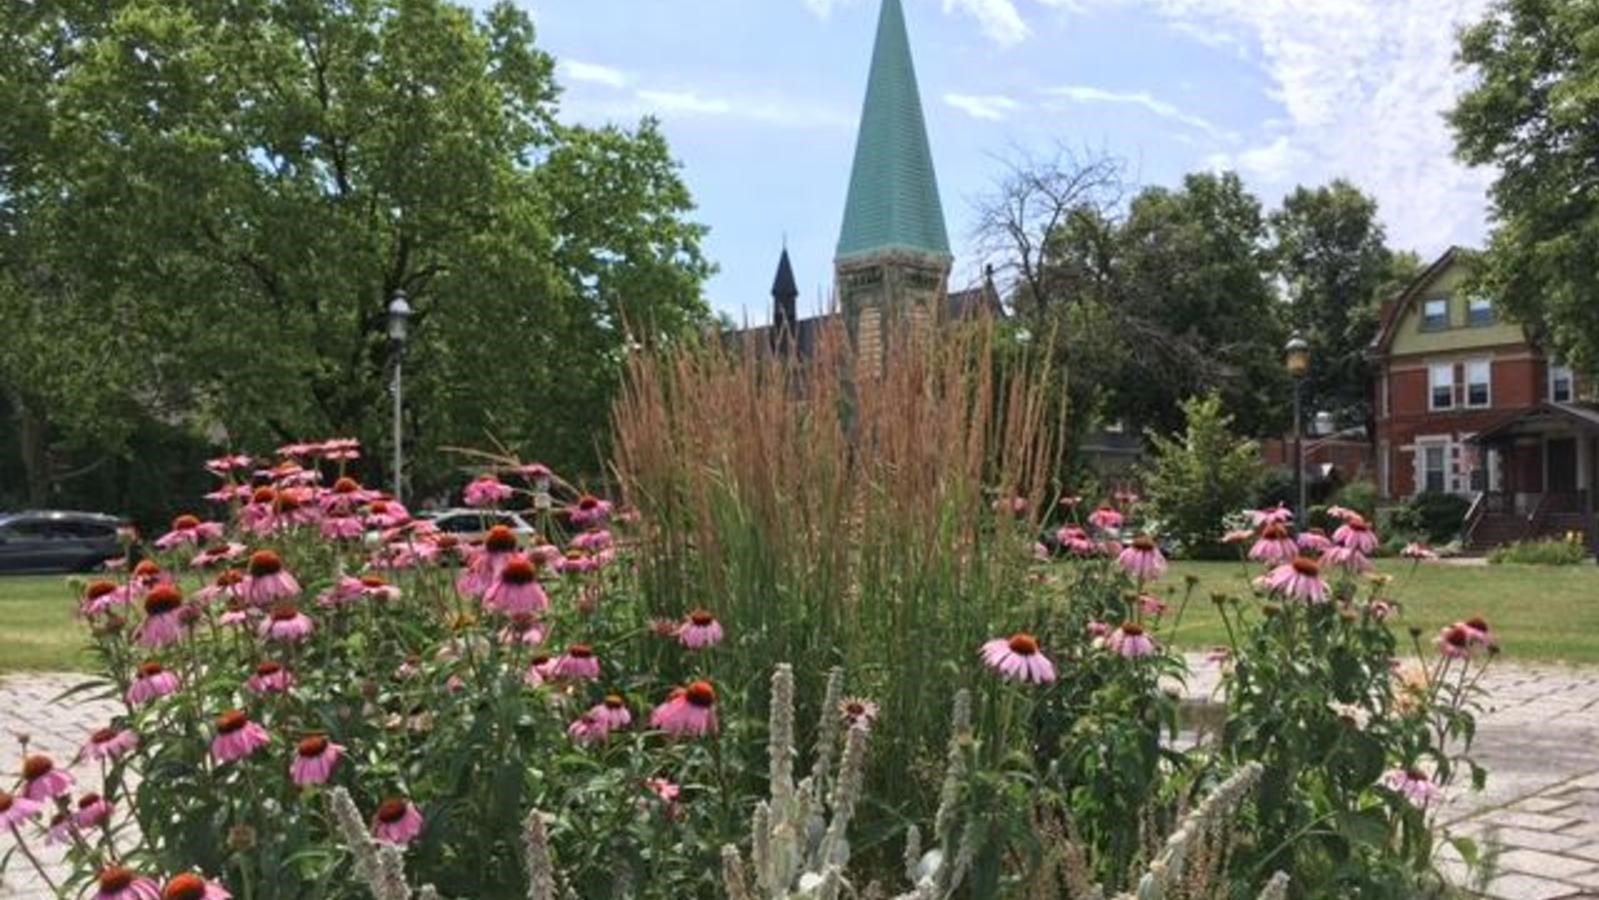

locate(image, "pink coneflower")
(1249, 524), (1299, 566)
(1401, 542), (1439, 561)
(259, 602), (315, 643)
(205, 454), (253, 476)
(591, 695), (632, 730)
(1205, 646), (1232, 666)
(132, 559), (166, 589)
(81, 579), (134, 616)
(1321, 545), (1373, 573)
(47, 811), (77, 845)
(1382, 768), (1443, 807)
(210, 710), (270, 763)
(1221, 528), (1254, 546)
(0, 790), (43, 828)
(73, 792), (111, 830)
(154, 514), (224, 550)
(1369, 599), (1396, 620)
(497, 612), (546, 647)
(93, 866), (161, 900)
(20, 754), (73, 801)
(1108, 623), (1158, 658)
(159, 873), (232, 900)
(1248, 505), (1294, 527)
(1462, 616), (1496, 648)
(80, 726), (138, 763)
(567, 712), (610, 746)
(1436, 624), (1473, 659)
(678, 610), (724, 649)
(557, 549), (599, 575)
(645, 777), (680, 804)
(1332, 517), (1379, 554)
(1059, 494), (1082, 509)
(567, 495), (612, 529)
(190, 542), (247, 569)
(204, 484), (252, 504)
(316, 437), (362, 461)
(483, 555), (549, 616)
(1087, 505), (1123, 532)
(980, 633), (1057, 685)
(523, 653), (555, 686)
(136, 584), (187, 648)
(128, 661), (181, 706)
(570, 529), (613, 552)
(1325, 505), (1361, 523)
(363, 499), (411, 530)
(321, 476), (378, 514)
(371, 797), (424, 845)
(550, 644), (601, 680)
(1113, 488), (1141, 506)
(839, 697), (880, 728)
(1296, 529), (1332, 553)
(218, 598), (253, 628)
(320, 515), (365, 542)
(463, 475), (514, 508)
(1117, 535), (1167, 581)
(247, 661), (295, 694)
(1138, 594), (1168, 617)
(518, 461), (553, 482)
(1057, 526), (1098, 556)
(1085, 620), (1110, 640)
(1260, 557), (1329, 603)
(650, 681), (719, 737)
(195, 568), (247, 607)
(244, 551), (301, 606)
(290, 734), (344, 786)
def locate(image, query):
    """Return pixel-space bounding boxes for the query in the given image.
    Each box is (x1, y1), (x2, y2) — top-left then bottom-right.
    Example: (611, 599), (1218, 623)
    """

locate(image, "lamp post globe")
(1284, 331), (1311, 524)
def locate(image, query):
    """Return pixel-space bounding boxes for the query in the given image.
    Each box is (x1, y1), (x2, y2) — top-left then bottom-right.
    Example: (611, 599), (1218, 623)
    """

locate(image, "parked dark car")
(0, 511), (125, 574)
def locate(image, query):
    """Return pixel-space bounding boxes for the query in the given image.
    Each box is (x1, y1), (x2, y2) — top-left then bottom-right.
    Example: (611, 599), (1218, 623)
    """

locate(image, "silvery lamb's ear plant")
(723, 664), (872, 899)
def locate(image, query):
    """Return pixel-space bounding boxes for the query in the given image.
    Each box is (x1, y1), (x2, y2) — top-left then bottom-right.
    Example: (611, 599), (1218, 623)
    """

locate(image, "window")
(1465, 359), (1491, 407)
(1429, 362), (1455, 410)
(1422, 298), (1449, 331)
(1423, 446), (1447, 493)
(1550, 362), (1575, 403)
(1467, 296), (1495, 327)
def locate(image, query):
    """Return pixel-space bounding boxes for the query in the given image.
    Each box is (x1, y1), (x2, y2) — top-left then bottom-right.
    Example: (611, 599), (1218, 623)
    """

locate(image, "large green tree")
(1269, 180), (1412, 430)
(1, 0), (711, 507)
(1451, 0), (1599, 371)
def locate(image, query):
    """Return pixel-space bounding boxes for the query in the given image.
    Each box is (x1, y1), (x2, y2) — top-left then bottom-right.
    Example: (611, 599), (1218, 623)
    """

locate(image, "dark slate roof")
(1469, 402), (1599, 445)
(772, 248), (799, 302)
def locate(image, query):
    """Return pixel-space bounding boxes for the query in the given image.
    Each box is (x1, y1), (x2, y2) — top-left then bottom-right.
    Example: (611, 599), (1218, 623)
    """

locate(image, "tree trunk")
(13, 392), (53, 507)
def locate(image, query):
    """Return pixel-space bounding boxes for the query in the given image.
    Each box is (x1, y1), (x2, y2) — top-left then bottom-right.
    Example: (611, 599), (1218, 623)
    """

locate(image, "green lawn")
(2, 562), (1597, 671)
(0, 574), (91, 672)
(1159, 560), (1599, 665)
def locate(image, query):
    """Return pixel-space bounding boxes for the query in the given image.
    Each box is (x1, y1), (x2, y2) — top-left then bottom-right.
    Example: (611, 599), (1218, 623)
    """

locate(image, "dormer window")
(1468, 296), (1495, 327)
(1421, 298), (1449, 331)
(1550, 362), (1575, 403)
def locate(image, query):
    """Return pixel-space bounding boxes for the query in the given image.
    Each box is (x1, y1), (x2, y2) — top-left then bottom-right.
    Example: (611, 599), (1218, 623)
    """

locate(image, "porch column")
(1589, 436), (1598, 559)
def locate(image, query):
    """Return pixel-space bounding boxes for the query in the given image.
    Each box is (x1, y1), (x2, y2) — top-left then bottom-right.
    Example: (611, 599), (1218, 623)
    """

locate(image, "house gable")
(1377, 250), (1530, 358)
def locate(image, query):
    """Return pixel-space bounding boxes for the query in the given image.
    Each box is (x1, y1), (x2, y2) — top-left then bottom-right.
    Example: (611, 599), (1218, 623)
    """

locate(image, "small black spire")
(771, 247), (799, 336)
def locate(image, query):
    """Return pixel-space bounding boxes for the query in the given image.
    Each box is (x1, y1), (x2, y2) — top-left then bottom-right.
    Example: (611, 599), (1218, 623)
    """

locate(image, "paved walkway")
(4, 664), (1599, 899)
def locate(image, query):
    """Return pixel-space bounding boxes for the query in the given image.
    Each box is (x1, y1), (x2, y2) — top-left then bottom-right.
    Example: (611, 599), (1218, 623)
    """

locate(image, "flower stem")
(8, 824), (60, 894)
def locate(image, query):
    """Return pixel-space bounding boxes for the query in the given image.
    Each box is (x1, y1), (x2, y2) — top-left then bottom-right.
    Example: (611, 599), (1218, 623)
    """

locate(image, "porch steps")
(1467, 514), (1530, 552)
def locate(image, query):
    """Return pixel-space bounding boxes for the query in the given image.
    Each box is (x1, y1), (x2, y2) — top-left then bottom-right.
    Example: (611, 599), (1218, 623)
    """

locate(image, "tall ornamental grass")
(612, 317), (1063, 813)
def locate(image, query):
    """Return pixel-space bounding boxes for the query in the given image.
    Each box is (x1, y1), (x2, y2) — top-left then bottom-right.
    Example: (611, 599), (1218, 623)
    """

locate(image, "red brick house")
(1370, 248), (1597, 549)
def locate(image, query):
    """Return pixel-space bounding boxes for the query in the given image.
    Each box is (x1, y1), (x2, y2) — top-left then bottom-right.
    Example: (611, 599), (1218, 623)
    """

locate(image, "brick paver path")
(4, 663), (1599, 899)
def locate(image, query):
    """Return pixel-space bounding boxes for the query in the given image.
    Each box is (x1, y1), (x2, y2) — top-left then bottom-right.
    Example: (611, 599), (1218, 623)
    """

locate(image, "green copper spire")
(836, 0), (951, 262)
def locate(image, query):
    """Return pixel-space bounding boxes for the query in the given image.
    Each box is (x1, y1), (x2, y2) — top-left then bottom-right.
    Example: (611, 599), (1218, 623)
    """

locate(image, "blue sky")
(521, 0), (1493, 322)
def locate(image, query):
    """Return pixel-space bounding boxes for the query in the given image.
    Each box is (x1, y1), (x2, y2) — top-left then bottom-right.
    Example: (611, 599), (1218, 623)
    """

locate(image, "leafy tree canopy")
(0, 0), (712, 505)
(1451, 0), (1599, 371)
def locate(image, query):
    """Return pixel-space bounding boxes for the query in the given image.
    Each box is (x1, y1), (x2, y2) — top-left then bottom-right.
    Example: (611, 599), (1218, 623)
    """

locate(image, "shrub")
(1141, 394), (1266, 559)
(1489, 535), (1591, 565)
(1328, 478), (1380, 520)
(1405, 492), (1473, 543)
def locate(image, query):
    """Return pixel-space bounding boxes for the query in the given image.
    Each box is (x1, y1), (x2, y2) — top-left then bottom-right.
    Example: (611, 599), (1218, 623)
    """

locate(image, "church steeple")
(836, 0), (951, 262)
(771, 246), (798, 334)
(834, 0), (953, 367)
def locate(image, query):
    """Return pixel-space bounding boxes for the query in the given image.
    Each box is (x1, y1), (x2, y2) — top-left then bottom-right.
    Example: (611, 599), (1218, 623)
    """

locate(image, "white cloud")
(582, 89), (854, 130)
(802, 0), (859, 17)
(560, 59), (629, 89)
(943, 0), (1032, 45)
(1044, 84), (1234, 141)
(1082, 0), (1494, 255)
(944, 92), (1023, 120)
(635, 90), (735, 116)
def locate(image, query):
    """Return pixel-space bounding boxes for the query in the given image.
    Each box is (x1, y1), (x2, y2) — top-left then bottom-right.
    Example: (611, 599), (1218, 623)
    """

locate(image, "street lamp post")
(387, 291), (413, 502)
(1285, 332), (1311, 524)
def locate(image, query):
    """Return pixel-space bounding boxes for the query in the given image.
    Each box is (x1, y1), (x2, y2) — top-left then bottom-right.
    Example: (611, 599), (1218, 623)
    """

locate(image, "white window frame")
(1465, 358), (1492, 408)
(1379, 373), (1391, 419)
(1550, 362), (1575, 403)
(1429, 362), (1456, 411)
(1467, 296), (1495, 327)
(1421, 443), (1448, 495)
(1421, 298), (1450, 331)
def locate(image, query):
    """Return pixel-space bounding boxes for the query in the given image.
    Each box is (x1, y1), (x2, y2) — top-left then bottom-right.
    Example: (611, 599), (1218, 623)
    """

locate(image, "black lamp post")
(1285, 332), (1311, 524)
(387, 291), (413, 502)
